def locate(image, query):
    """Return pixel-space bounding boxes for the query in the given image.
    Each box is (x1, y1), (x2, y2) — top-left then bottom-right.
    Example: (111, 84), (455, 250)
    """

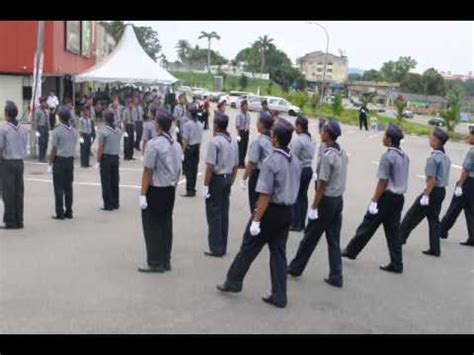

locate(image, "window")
(327, 68), (333, 73)
(328, 62), (333, 66)
(278, 100), (287, 106)
(65, 21), (81, 54)
(317, 68), (322, 72)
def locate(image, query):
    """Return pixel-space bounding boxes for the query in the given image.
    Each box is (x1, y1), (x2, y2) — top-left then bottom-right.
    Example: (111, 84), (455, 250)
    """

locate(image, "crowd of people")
(0, 93), (473, 308)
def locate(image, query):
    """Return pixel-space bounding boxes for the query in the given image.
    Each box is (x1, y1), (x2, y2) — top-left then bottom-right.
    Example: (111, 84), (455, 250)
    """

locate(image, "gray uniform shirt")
(235, 112), (251, 131)
(0, 122), (28, 160)
(377, 147), (410, 195)
(99, 126), (122, 155)
(51, 123), (78, 158)
(79, 116), (93, 134)
(290, 133), (316, 168)
(144, 134), (182, 187)
(462, 147), (474, 178)
(134, 106), (144, 122)
(35, 109), (49, 128)
(425, 150), (451, 187)
(247, 133), (273, 170)
(173, 104), (187, 129)
(109, 105), (123, 127)
(256, 149), (303, 205)
(182, 119), (203, 146)
(318, 146), (349, 197)
(142, 120), (157, 142)
(205, 133), (239, 175)
(122, 107), (135, 125)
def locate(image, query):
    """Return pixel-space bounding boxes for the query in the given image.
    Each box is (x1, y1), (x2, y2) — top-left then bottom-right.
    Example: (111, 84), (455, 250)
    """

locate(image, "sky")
(133, 21), (474, 74)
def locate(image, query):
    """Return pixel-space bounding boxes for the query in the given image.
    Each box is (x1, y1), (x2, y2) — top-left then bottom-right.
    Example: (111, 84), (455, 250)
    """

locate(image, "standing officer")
(342, 123), (409, 273)
(64, 98), (78, 129)
(173, 93), (187, 144)
(47, 91), (59, 129)
(0, 101), (28, 229)
(78, 105), (93, 168)
(122, 99), (135, 161)
(289, 115), (316, 232)
(109, 96), (123, 129)
(35, 97), (50, 162)
(96, 110), (122, 211)
(138, 108), (182, 273)
(439, 125), (474, 246)
(399, 128), (451, 256)
(288, 120), (348, 287)
(235, 100), (251, 169)
(49, 106), (78, 220)
(133, 96), (145, 151)
(217, 119), (302, 308)
(217, 98), (226, 113)
(202, 111), (239, 257)
(261, 99), (270, 114)
(240, 111), (274, 213)
(181, 103), (203, 197)
(359, 104), (369, 131)
(142, 104), (158, 154)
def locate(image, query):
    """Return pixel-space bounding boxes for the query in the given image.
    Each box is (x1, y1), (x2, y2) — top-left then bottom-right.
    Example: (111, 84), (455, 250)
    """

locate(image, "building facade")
(297, 51), (348, 84)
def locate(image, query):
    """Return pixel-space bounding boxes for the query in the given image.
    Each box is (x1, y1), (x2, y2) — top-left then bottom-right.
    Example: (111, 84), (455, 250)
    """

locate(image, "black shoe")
(216, 282), (241, 293)
(100, 207), (114, 211)
(204, 251), (224, 257)
(287, 269), (302, 278)
(341, 250), (356, 260)
(422, 250), (440, 257)
(289, 227), (303, 232)
(181, 193), (195, 198)
(440, 234), (448, 240)
(261, 295), (286, 308)
(164, 264), (171, 271)
(65, 214), (73, 219)
(324, 278), (343, 288)
(379, 264), (403, 274)
(51, 216), (65, 220)
(137, 265), (165, 273)
(460, 241), (474, 246)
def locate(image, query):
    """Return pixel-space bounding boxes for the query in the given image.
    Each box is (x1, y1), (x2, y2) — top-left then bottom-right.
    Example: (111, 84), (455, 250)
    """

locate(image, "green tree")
(331, 92), (344, 117)
(309, 92), (320, 112)
(362, 69), (382, 81)
(198, 31), (221, 73)
(176, 40), (191, 63)
(255, 35), (274, 74)
(400, 73), (424, 94)
(239, 74), (248, 90)
(441, 82), (466, 132)
(266, 81), (274, 95)
(380, 56), (417, 82)
(348, 73), (362, 81)
(421, 68), (445, 96)
(292, 91), (309, 110)
(394, 95), (408, 124)
(360, 92), (377, 106)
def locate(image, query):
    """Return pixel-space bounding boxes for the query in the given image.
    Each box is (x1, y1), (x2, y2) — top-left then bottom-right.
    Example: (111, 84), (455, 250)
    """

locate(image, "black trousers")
(53, 157), (74, 218)
(49, 111), (56, 130)
(225, 204), (292, 306)
(206, 174), (232, 255)
(141, 186), (176, 267)
(1, 160), (24, 228)
(184, 144), (200, 194)
(344, 191), (404, 268)
(359, 115), (368, 131)
(291, 167), (313, 230)
(80, 133), (92, 167)
(238, 130), (249, 167)
(440, 177), (474, 243)
(37, 125), (49, 162)
(134, 121), (143, 150)
(248, 169), (260, 214)
(100, 154), (120, 210)
(203, 112), (209, 130)
(289, 195), (343, 282)
(123, 124), (135, 160)
(400, 187), (446, 254)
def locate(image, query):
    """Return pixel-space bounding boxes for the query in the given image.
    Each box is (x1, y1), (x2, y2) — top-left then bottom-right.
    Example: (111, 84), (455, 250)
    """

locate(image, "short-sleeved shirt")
(143, 133), (182, 187)
(109, 105), (123, 127)
(425, 150), (451, 187)
(142, 119), (157, 142)
(68, 109), (78, 129)
(122, 107), (135, 125)
(247, 133), (273, 170)
(290, 133), (316, 168)
(462, 147), (474, 178)
(173, 104), (187, 128)
(317, 145), (349, 197)
(79, 116), (92, 134)
(377, 147), (410, 195)
(51, 123), (78, 158)
(134, 105), (144, 122)
(205, 133), (239, 175)
(98, 125), (122, 156)
(235, 112), (251, 131)
(0, 122), (28, 160)
(35, 109), (49, 127)
(256, 149), (302, 205)
(182, 119), (203, 146)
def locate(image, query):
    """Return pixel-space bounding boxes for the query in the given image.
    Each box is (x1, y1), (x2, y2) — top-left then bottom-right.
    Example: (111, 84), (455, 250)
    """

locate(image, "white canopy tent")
(75, 25), (177, 85)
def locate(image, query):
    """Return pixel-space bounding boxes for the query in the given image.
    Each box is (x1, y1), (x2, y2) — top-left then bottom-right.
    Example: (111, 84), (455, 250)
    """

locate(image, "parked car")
(227, 91), (252, 108)
(236, 94), (259, 109)
(428, 118), (445, 127)
(248, 96), (266, 112)
(402, 110), (414, 119)
(266, 96), (301, 116)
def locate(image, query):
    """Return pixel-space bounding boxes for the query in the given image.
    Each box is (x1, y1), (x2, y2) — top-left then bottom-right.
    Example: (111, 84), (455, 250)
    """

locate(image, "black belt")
(103, 154), (119, 158)
(56, 156), (74, 160)
(269, 203), (291, 209)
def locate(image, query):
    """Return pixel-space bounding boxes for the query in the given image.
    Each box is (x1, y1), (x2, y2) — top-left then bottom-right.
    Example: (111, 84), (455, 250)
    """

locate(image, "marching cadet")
(235, 100), (251, 169)
(439, 125), (474, 246)
(289, 116), (316, 232)
(217, 98), (226, 113)
(48, 106), (78, 220)
(122, 99), (135, 161)
(138, 108), (182, 273)
(96, 110), (122, 211)
(313, 118), (327, 189)
(217, 119), (302, 308)
(109, 96), (123, 129)
(342, 123), (409, 273)
(261, 99), (270, 114)
(0, 101), (28, 229)
(288, 120), (348, 287)
(64, 98), (78, 129)
(240, 111), (273, 213)
(202, 111), (239, 257)
(35, 97), (50, 162)
(78, 105), (93, 168)
(399, 128), (451, 256)
(173, 93), (187, 144)
(181, 103), (203, 197)
(133, 96), (145, 151)
(142, 104), (158, 154)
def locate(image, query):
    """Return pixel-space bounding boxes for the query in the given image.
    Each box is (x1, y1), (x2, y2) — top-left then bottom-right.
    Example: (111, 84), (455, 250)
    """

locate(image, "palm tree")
(159, 53), (168, 68)
(175, 40), (191, 63)
(198, 31), (221, 73)
(255, 35), (274, 74)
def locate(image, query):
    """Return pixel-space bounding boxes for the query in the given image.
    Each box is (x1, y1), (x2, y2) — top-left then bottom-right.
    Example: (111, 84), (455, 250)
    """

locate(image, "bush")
(239, 74), (248, 90)
(331, 92), (344, 118)
(290, 91), (309, 110)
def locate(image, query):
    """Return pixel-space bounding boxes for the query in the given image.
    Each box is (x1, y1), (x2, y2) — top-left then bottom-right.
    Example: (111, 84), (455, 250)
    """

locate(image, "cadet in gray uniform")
(97, 110), (123, 211)
(343, 123), (409, 273)
(0, 101), (28, 229)
(138, 108), (182, 273)
(288, 120), (348, 287)
(78, 105), (93, 168)
(217, 119), (302, 308)
(133, 97), (145, 151)
(142, 104), (158, 154)
(235, 100), (251, 168)
(49, 106), (78, 220)
(440, 125), (474, 246)
(35, 97), (50, 162)
(173, 94), (187, 145)
(64, 99), (78, 129)
(181, 103), (203, 197)
(109, 96), (123, 129)
(240, 111), (274, 213)
(203, 111), (239, 257)
(122, 99), (135, 160)
(400, 128), (451, 256)
(314, 118), (327, 190)
(290, 116), (316, 231)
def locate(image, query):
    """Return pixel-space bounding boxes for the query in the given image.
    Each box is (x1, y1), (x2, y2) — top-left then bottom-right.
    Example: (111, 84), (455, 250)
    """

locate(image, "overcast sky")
(133, 21), (473, 74)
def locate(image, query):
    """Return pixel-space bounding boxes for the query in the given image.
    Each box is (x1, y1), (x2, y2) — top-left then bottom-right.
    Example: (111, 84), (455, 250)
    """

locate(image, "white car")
(266, 96), (301, 116)
(236, 94), (259, 109)
(227, 91), (252, 108)
(248, 96), (266, 112)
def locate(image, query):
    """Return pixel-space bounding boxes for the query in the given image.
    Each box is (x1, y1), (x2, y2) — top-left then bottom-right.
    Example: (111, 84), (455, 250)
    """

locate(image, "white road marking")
(24, 161), (143, 172)
(25, 177), (141, 189)
(371, 161), (379, 166)
(368, 134), (378, 139)
(451, 164), (462, 170)
(178, 172), (203, 185)
(416, 174), (426, 180)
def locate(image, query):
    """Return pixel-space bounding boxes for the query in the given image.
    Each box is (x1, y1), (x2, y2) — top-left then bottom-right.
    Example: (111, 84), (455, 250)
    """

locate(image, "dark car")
(428, 118), (445, 127)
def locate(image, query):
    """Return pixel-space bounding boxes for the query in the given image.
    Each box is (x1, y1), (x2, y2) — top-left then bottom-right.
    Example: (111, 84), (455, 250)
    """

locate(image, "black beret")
(214, 111), (229, 124)
(433, 127), (449, 144)
(386, 123), (404, 141)
(324, 119), (342, 139)
(187, 103), (199, 115)
(240, 100), (248, 107)
(296, 115), (309, 128)
(57, 106), (71, 121)
(4, 100), (18, 117)
(273, 118), (294, 135)
(156, 107), (173, 121)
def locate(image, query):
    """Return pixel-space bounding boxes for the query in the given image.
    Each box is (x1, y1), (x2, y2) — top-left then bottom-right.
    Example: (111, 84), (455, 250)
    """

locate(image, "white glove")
(368, 200), (379, 215)
(181, 154), (185, 162)
(236, 136), (242, 142)
(454, 186), (463, 197)
(202, 186), (210, 199)
(35, 132), (40, 138)
(124, 132), (129, 138)
(139, 195), (148, 210)
(95, 162), (100, 170)
(47, 165), (53, 175)
(79, 137), (85, 144)
(313, 172), (318, 181)
(175, 127), (180, 134)
(240, 179), (247, 190)
(420, 195), (429, 206)
(307, 208), (319, 220)
(249, 221), (261, 236)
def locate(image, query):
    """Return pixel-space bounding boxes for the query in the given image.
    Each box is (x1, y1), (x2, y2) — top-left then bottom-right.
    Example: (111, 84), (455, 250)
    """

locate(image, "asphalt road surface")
(0, 107), (472, 334)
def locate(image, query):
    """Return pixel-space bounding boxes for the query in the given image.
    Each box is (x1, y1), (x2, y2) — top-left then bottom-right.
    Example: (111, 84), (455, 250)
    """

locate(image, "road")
(0, 106), (473, 333)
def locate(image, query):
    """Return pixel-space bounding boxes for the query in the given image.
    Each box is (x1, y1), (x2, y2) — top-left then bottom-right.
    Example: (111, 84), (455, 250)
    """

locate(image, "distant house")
(396, 92), (447, 114)
(297, 51), (348, 84)
(347, 81), (400, 106)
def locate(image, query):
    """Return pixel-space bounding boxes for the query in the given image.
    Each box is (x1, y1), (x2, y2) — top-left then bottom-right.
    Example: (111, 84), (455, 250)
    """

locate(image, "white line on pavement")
(25, 177), (141, 189)
(416, 174), (426, 180)
(452, 164), (462, 170)
(24, 161), (143, 172)
(371, 161), (379, 166)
